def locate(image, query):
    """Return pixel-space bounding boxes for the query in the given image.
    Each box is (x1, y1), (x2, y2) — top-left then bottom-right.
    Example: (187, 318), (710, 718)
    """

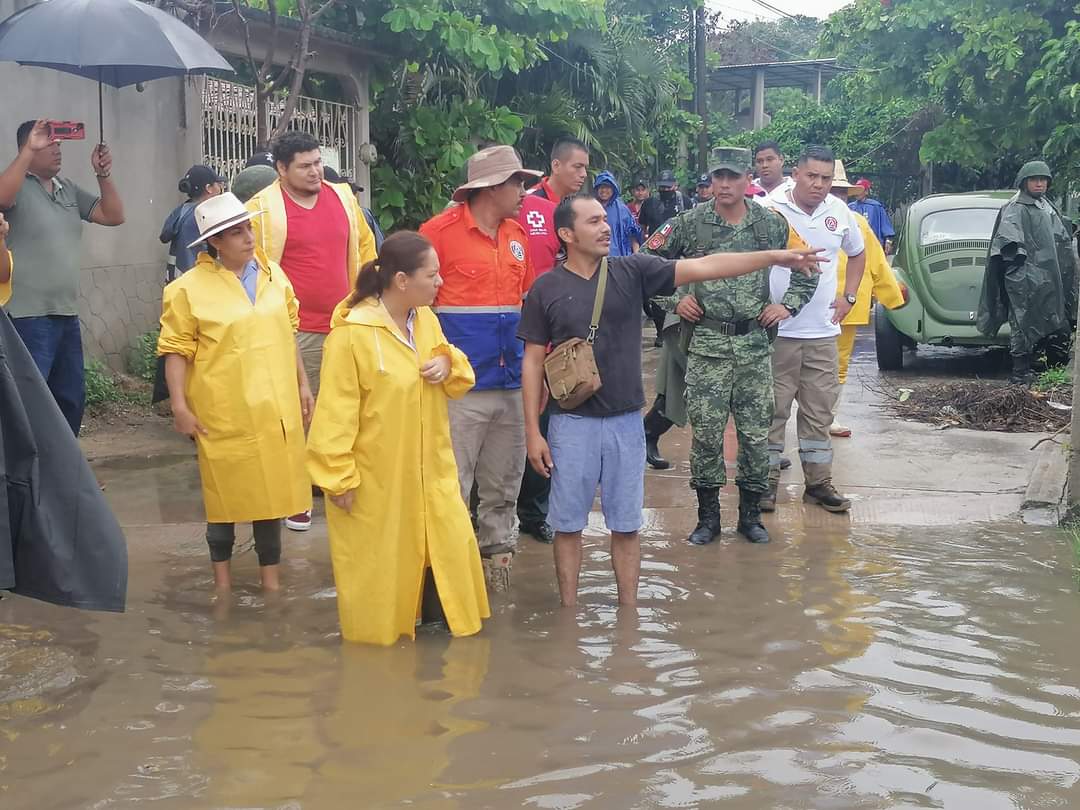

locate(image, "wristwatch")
(844, 293), (857, 305)
(783, 304), (797, 316)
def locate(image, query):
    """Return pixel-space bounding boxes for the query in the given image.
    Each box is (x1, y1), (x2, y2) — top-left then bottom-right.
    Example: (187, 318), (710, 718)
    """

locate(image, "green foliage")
(128, 330), (160, 384)
(1035, 366), (1072, 391)
(84, 361), (127, 409)
(371, 100), (524, 230)
(1062, 521), (1080, 590)
(820, 0), (1079, 186)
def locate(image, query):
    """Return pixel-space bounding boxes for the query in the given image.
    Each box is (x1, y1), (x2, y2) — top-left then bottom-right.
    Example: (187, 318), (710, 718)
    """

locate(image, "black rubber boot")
(736, 488), (770, 544)
(646, 436), (670, 470)
(1009, 353), (1034, 386)
(688, 487), (722, 545)
(643, 400), (673, 470)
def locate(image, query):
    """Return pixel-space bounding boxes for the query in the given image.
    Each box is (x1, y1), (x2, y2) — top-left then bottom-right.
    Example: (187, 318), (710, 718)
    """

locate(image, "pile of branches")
(870, 379), (1072, 432)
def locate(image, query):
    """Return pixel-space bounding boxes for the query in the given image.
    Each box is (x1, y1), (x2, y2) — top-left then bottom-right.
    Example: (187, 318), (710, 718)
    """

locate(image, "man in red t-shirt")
(530, 136), (590, 205)
(247, 131), (377, 532)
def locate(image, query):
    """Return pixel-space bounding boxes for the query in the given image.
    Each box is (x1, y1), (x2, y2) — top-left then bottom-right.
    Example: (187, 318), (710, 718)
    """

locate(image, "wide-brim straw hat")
(187, 192), (262, 249)
(831, 159), (855, 190)
(451, 145), (543, 203)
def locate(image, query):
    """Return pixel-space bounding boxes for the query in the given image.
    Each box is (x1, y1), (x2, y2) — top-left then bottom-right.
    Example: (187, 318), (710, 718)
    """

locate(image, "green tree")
(821, 0), (1079, 186)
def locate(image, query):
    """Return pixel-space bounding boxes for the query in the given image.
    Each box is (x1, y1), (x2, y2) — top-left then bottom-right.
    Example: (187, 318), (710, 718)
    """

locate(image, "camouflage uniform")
(645, 186), (817, 494)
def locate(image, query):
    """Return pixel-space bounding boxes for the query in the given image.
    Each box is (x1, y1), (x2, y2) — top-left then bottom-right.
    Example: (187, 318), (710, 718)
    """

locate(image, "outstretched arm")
(674, 248), (822, 287)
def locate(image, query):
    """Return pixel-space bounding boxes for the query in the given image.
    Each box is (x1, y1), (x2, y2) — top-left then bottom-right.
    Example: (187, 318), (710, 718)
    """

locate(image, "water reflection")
(3, 516), (1080, 808)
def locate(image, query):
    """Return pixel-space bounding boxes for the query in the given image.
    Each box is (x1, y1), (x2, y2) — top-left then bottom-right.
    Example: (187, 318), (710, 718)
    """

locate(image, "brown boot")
(803, 480), (851, 513)
(760, 466), (780, 513)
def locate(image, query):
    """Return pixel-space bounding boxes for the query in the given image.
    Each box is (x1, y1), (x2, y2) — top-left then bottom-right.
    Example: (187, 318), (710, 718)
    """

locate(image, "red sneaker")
(284, 511), (311, 532)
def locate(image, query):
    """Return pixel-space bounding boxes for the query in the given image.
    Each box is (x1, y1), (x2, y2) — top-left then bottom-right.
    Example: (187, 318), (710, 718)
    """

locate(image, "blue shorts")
(547, 410), (646, 534)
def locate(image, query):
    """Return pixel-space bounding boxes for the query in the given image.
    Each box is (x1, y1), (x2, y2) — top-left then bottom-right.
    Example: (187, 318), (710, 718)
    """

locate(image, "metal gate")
(201, 76), (359, 181)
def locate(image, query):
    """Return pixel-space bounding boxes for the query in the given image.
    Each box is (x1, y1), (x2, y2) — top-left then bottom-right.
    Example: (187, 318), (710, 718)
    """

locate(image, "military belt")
(696, 315), (761, 336)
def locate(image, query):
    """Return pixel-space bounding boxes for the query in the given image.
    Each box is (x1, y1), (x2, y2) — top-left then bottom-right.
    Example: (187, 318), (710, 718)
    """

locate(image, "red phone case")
(47, 121), (86, 140)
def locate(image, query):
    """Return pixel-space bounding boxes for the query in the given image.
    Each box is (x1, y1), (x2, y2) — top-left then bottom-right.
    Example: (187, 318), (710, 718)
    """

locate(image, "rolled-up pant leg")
(795, 337), (839, 486)
(207, 523), (236, 562)
(732, 354), (773, 493)
(252, 519), (282, 567)
(768, 337), (801, 468)
(686, 353), (733, 489)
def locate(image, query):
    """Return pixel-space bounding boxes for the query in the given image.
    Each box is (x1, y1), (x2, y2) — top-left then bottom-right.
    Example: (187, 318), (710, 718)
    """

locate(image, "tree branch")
(258, 0), (281, 85)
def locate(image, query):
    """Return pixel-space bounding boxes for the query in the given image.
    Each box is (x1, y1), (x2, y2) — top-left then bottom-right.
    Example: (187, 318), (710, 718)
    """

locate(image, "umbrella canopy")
(0, 0), (233, 87)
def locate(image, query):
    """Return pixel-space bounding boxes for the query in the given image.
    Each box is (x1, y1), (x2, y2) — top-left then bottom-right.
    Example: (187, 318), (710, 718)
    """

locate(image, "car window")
(919, 208), (999, 244)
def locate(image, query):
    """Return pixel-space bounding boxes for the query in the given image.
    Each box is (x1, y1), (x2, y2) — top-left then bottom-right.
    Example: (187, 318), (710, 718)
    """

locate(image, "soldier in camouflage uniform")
(645, 146), (818, 545)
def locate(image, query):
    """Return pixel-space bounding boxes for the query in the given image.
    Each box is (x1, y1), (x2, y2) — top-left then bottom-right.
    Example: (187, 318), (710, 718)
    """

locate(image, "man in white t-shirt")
(762, 145), (866, 513)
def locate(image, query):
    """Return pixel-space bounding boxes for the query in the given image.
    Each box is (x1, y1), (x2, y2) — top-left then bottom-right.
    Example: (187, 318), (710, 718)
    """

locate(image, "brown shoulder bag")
(544, 258), (608, 409)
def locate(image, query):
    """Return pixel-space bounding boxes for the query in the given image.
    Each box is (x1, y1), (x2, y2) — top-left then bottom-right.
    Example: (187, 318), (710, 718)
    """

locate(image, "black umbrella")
(0, 0), (234, 143)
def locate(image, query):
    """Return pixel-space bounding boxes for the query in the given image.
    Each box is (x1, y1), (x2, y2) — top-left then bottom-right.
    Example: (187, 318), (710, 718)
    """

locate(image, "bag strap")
(586, 257), (609, 345)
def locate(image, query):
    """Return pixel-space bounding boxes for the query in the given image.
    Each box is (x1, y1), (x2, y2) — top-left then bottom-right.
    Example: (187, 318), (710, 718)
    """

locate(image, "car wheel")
(874, 303), (905, 370)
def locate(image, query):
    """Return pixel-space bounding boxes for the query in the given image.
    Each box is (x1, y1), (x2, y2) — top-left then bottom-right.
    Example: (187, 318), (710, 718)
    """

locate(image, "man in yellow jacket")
(246, 132), (378, 532)
(829, 163), (905, 436)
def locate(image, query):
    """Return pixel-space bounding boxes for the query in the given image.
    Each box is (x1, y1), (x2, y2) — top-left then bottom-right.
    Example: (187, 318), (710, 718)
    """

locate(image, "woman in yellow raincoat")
(307, 231), (490, 646)
(158, 193), (314, 591)
(830, 168), (906, 436)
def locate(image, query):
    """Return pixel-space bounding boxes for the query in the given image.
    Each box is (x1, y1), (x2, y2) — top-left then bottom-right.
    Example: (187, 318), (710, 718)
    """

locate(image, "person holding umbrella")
(158, 192), (314, 592)
(0, 119), (124, 435)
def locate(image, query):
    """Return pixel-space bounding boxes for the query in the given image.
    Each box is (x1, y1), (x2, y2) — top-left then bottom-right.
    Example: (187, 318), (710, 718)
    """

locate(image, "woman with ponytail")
(307, 231), (490, 645)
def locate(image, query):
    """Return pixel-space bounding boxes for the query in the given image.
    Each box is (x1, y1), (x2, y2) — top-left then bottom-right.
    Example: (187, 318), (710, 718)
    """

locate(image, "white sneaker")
(284, 511), (312, 532)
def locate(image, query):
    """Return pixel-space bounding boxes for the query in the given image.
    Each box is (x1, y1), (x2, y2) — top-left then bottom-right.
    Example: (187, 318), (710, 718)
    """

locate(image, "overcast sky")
(707, 0), (852, 23)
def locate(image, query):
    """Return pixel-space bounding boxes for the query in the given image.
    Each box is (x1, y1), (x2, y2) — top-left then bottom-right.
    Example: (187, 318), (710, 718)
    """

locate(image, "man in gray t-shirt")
(0, 119), (125, 434)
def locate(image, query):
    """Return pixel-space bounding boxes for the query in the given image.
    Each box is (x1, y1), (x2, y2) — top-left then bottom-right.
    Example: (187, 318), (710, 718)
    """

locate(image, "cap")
(186, 192), (261, 249)
(632, 178), (648, 189)
(452, 145), (542, 203)
(230, 165), (277, 203)
(709, 146), (752, 176)
(697, 174), (710, 187)
(657, 169), (678, 190)
(855, 178), (872, 190)
(179, 164), (225, 197)
(245, 152), (275, 169)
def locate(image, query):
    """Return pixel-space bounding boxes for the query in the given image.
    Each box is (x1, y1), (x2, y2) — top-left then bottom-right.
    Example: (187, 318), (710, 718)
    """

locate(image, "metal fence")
(201, 76), (359, 181)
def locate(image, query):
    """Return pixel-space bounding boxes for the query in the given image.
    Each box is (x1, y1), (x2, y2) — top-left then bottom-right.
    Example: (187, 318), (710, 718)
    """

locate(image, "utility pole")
(694, 3), (709, 173)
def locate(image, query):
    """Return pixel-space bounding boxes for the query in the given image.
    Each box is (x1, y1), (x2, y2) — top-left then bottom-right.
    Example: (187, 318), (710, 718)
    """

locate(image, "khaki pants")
(297, 331), (327, 397)
(768, 336), (839, 486)
(448, 389), (526, 551)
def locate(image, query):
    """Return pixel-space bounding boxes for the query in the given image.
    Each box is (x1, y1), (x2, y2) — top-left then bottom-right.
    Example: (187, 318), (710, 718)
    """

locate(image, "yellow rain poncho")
(838, 212), (905, 326)
(0, 249), (12, 305)
(307, 298), (490, 646)
(157, 253), (311, 523)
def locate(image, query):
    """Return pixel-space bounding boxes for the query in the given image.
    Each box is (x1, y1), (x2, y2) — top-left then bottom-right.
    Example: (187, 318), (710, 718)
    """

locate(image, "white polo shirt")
(764, 184), (865, 339)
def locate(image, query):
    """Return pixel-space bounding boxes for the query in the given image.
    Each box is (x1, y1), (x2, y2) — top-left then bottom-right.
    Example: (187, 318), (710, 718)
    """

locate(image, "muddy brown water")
(4, 335), (1080, 808)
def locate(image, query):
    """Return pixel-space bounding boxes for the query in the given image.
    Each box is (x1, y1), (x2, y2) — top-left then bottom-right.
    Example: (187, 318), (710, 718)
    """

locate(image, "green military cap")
(1015, 160), (1053, 188)
(709, 146), (753, 175)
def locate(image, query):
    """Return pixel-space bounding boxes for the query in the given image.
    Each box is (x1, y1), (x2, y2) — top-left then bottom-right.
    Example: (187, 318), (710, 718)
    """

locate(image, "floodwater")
(4, 334), (1080, 809)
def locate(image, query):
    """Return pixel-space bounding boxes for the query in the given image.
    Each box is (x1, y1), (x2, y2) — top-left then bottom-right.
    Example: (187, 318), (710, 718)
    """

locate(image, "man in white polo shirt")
(762, 145), (866, 513)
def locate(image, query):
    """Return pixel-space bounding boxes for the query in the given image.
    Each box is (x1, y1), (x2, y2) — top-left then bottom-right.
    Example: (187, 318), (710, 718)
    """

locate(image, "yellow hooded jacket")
(157, 252), (311, 523)
(838, 212), (905, 325)
(0, 249), (12, 305)
(245, 179), (377, 293)
(307, 298), (490, 646)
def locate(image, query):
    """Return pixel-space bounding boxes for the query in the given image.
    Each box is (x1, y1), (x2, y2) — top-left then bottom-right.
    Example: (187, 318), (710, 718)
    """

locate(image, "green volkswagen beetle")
(875, 191), (1015, 369)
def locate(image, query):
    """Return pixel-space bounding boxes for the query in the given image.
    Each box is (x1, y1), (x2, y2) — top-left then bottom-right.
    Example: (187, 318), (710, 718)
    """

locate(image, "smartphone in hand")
(47, 121), (86, 140)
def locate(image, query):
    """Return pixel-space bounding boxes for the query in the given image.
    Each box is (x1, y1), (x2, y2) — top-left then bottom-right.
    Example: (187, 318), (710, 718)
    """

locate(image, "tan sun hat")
(187, 192), (262, 249)
(831, 160), (855, 190)
(451, 145), (543, 203)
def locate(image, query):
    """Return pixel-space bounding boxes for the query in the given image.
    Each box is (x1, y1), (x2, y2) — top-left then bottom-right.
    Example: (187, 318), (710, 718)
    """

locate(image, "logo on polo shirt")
(824, 216), (839, 232)
(525, 210), (546, 231)
(509, 240), (526, 261)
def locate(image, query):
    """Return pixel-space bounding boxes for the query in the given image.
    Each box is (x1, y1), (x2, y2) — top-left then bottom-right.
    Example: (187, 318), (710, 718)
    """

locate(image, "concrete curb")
(1022, 439), (1069, 524)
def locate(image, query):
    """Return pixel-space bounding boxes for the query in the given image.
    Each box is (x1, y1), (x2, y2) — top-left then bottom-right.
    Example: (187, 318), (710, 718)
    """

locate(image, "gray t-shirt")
(3, 174), (98, 318)
(518, 253), (676, 417)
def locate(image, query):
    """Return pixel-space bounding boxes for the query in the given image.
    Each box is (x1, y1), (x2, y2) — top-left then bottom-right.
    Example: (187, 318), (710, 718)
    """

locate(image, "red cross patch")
(824, 216), (839, 232)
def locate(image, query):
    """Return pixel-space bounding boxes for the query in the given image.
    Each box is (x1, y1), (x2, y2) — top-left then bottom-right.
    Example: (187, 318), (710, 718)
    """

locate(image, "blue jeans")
(12, 315), (85, 435)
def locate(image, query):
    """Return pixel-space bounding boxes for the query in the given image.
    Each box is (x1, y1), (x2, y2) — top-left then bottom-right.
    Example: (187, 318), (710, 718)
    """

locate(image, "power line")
(847, 116), (921, 165)
(751, 0), (796, 19)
